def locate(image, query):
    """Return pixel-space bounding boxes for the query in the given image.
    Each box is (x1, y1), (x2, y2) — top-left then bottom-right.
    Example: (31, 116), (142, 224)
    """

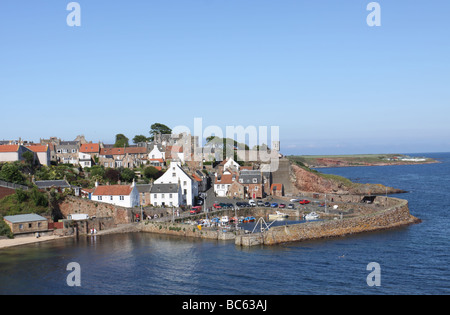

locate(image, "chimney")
(95, 181), (99, 187)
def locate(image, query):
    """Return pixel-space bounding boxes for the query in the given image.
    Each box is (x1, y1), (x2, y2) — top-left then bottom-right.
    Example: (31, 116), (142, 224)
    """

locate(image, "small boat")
(238, 216), (245, 223)
(220, 216), (229, 224)
(304, 212), (320, 220)
(268, 211), (289, 220)
(243, 216), (256, 223)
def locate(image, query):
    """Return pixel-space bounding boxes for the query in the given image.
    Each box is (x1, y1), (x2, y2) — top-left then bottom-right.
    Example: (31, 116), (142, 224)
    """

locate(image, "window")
(169, 194), (173, 198)
(110, 196), (113, 200)
(172, 173), (176, 177)
(252, 178), (257, 184)
(119, 196), (124, 200)
(19, 224), (23, 229)
(183, 181), (187, 186)
(98, 196), (102, 201)
(57, 149), (62, 153)
(239, 178), (243, 183)
(28, 223), (32, 228)
(154, 194), (157, 199)
(162, 194), (165, 199)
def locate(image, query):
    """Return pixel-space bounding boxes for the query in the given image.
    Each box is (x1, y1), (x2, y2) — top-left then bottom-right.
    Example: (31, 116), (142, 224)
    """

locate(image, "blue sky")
(0, 0), (449, 155)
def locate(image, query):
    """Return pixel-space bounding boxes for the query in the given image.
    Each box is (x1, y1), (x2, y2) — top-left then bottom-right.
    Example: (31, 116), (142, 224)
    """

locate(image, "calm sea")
(1, 152), (449, 295)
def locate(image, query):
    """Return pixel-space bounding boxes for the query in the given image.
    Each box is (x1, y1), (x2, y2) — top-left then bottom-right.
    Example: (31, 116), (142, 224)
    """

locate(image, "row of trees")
(114, 123), (172, 147)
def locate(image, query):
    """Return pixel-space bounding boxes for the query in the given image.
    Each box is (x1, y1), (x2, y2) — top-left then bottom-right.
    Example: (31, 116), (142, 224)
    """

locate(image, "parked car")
(213, 203), (222, 209)
(257, 200), (265, 207)
(299, 199), (311, 205)
(271, 203), (278, 208)
(264, 202), (271, 207)
(288, 204), (295, 209)
(249, 200), (256, 207)
(190, 206), (202, 215)
(279, 203), (286, 208)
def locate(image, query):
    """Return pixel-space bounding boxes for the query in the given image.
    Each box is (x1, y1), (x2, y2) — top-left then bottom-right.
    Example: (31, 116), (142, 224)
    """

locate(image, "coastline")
(0, 235), (71, 250)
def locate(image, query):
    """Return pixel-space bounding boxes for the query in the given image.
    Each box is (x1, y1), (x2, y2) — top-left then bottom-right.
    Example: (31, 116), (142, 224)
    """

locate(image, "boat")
(220, 216), (229, 224)
(268, 211), (289, 220)
(304, 212), (320, 220)
(243, 216), (256, 223)
(238, 216), (245, 223)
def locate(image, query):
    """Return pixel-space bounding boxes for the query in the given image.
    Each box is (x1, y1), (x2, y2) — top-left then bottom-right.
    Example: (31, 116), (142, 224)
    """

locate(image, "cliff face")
(290, 164), (406, 195)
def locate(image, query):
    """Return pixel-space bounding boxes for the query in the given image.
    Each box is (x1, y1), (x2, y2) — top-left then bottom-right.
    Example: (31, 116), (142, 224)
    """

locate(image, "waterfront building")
(3, 213), (49, 236)
(92, 180), (140, 208)
(150, 183), (182, 207)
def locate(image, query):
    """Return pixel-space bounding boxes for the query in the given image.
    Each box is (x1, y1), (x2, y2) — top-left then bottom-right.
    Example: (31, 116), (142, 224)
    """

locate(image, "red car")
(299, 200), (310, 205)
(279, 204), (286, 208)
(213, 203), (222, 209)
(190, 206), (202, 215)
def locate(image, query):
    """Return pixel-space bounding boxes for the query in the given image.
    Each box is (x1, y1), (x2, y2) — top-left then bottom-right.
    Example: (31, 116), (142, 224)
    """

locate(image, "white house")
(154, 161), (198, 206)
(148, 144), (165, 160)
(92, 181), (140, 208)
(78, 152), (92, 168)
(150, 183), (182, 207)
(214, 171), (238, 197)
(0, 145), (33, 163)
(222, 157), (240, 172)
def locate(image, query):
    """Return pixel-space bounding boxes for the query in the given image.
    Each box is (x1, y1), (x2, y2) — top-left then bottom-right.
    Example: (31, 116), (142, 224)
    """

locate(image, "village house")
(55, 141), (79, 165)
(214, 171), (238, 197)
(92, 180), (140, 208)
(78, 152), (93, 168)
(3, 214), (49, 236)
(27, 145), (51, 166)
(148, 144), (165, 170)
(136, 184), (152, 206)
(239, 169), (264, 199)
(150, 183), (182, 207)
(154, 161), (198, 206)
(0, 144), (34, 163)
(228, 180), (245, 199)
(79, 143), (101, 159)
(270, 183), (284, 197)
(99, 147), (147, 169)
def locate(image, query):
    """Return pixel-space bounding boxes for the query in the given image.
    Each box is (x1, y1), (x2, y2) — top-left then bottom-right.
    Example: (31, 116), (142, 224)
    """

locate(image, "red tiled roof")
(27, 145), (49, 153)
(80, 143), (100, 153)
(0, 145), (19, 152)
(271, 183), (283, 191)
(215, 173), (238, 185)
(93, 185), (133, 196)
(100, 147), (146, 155)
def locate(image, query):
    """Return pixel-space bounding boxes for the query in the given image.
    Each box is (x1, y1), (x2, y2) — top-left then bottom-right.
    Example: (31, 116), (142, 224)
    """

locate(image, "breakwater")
(235, 197), (420, 246)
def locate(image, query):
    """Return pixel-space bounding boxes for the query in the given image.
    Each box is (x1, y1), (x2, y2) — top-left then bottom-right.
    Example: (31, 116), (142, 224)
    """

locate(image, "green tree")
(132, 135), (149, 144)
(149, 123), (172, 141)
(105, 168), (120, 184)
(120, 168), (135, 183)
(143, 166), (161, 180)
(0, 163), (25, 184)
(114, 134), (129, 148)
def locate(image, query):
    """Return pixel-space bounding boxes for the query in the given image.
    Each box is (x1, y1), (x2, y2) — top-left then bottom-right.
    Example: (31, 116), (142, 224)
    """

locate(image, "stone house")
(214, 171), (238, 197)
(239, 169), (264, 199)
(270, 183), (284, 197)
(55, 141), (79, 165)
(3, 214), (49, 236)
(228, 181), (245, 199)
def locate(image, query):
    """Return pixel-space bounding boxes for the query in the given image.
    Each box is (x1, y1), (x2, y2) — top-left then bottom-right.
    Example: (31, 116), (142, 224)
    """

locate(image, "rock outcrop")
(290, 164), (406, 195)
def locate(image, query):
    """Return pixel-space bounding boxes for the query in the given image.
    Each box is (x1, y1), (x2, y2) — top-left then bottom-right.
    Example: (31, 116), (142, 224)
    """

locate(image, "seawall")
(235, 197), (420, 246)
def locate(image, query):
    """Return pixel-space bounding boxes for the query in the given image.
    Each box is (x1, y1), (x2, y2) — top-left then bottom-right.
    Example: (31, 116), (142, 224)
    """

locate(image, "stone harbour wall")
(235, 197), (421, 246)
(139, 221), (236, 241)
(57, 196), (133, 225)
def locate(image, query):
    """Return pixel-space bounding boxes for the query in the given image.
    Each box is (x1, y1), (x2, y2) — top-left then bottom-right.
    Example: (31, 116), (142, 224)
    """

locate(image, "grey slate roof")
(4, 213), (47, 223)
(150, 183), (179, 194)
(136, 184), (152, 194)
(239, 170), (262, 184)
(35, 180), (71, 189)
